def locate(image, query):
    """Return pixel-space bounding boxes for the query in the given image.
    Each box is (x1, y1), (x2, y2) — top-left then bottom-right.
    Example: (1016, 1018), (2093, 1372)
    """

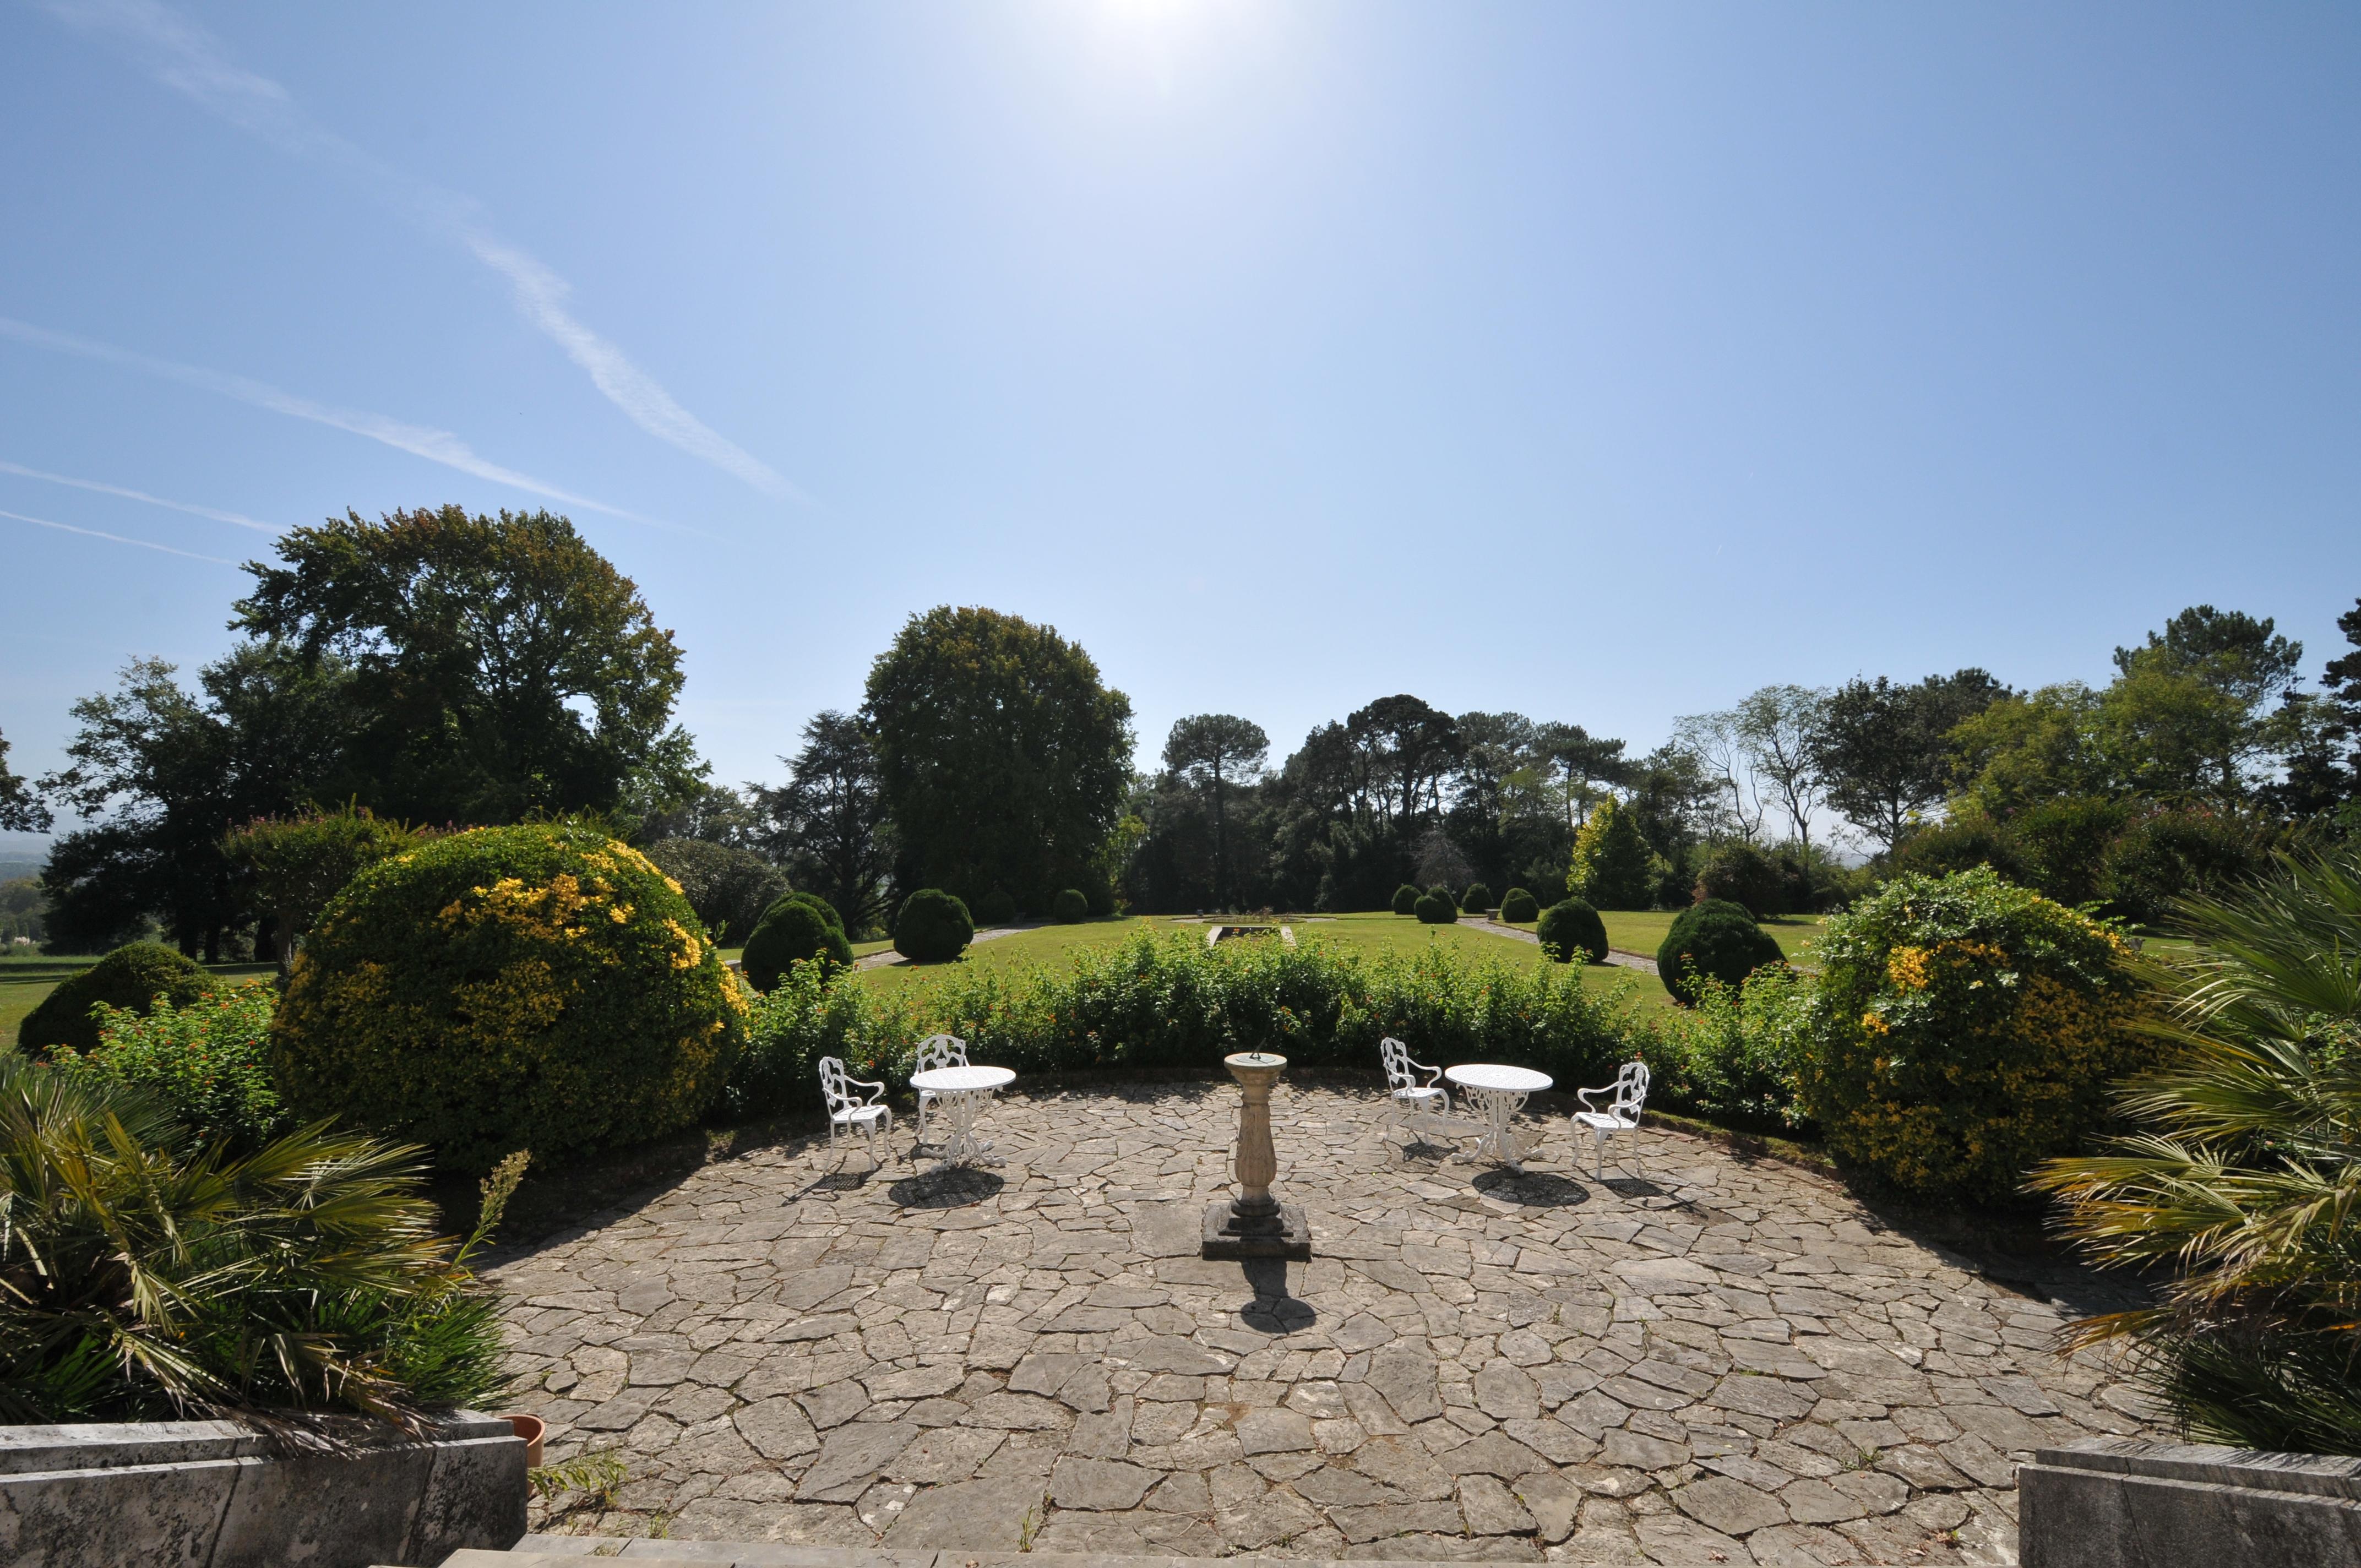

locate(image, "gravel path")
(1459, 917), (1659, 976)
(854, 923), (1039, 972)
(495, 1082), (2156, 1562)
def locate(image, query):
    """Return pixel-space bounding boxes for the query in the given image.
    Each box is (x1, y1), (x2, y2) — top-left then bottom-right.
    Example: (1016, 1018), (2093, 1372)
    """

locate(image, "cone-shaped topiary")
(18, 941), (220, 1057)
(1391, 883), (1420, 916)
(1499, 887), (1540, 924)
(896, 888), (975, 962)
(273, 823), (745, 1173)
(1415, 889), (1459, 924)
(975, 886), (1018, 926)
(1536, 899), (1608, 963)
(1052, 888), (1089, 923)
(742, 897), (855, 990)
(1657, 899), (1786, 1005)
(1461, 883), (1493, 913)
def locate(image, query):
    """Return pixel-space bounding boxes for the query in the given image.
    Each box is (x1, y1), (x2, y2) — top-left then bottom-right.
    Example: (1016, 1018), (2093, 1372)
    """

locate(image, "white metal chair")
(912, 1032), (970, 1142)
(1574, 1061), (1651, 1178)
(819, 1055), (893, 1168)
(1380, 1036), (1452, 1142)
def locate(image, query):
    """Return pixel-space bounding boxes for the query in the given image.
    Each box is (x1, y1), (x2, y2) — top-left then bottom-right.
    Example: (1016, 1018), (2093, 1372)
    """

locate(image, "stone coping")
(2032, 1434), (2361, 1500)
(0, 1409), (513, 1473)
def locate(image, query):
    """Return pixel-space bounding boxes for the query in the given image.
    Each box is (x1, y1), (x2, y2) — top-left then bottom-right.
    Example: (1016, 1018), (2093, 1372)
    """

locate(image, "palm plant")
(0, 1054), (522, 1430)
(2030, 850), (2361, 1453)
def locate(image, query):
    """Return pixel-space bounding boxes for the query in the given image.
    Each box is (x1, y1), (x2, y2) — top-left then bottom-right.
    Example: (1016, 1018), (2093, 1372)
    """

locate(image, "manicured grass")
(0, 956), (274, 1049)
(852, 916), (1176, 995)
(1592, 910), (1826, 962)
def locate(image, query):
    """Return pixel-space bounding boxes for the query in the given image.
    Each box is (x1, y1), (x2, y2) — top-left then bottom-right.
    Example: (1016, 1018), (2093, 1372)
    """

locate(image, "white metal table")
(1444, 1063), (1553, 1168)
(908, 1064), (1015, 1168)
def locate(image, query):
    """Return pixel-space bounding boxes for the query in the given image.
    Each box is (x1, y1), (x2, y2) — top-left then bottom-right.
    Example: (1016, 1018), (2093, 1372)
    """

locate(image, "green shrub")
(1799, 867), (2140, 1204)
(1391, 884), (1421, 916)
(1658, 967), (1815, 1134)
(645, 839), (791, 947)
(274, 824), (746, 1173)
(1891, 814), (2030, 887)
(975, 886), (1019, 926)
(895, 888), (975, 962)
(1414, 888), (1458, 924)
(1657, 900), (1785, 1005)
(63, 986), (287, 1152)
(1498, 888), (1539, 924)
(18, 942), (219, 1058)
(1568, 799), (1654, 909)
(742, 898), (854, 990)
(224, 805), (433, 976)
(1695, 841), (1785, 918)
(1052, 888), (1090, 923)
(1536, 899), (1608, 963)
(1084, 880), (1117, 917)
(0, 1054), (519, 1424)
(1461, 883), (1493, 913)
(2101, 808), (2274, 928)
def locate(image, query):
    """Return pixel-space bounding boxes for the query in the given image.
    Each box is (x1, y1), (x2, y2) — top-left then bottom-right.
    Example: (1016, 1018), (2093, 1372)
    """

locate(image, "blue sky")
(3, 1), (2357, 837)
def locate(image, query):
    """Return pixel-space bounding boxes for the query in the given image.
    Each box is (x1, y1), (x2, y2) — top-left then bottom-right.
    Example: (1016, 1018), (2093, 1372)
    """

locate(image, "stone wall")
(2020, 1435), (2361, 1567)
(0, 1411), (526, 1568)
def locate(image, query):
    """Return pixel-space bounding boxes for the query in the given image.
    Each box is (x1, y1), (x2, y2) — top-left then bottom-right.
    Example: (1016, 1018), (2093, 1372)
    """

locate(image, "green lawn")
(1490, 909), (1827, 963)
(1, 955), (275, 1049)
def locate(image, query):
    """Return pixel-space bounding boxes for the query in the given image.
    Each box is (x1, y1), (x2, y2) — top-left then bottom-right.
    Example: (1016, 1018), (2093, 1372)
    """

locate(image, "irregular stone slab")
(1437, 1429), (1548, 1478)
(733, 1396), (820, 1461)
(1330, 1500), (1467, 1543)
(794, 1422), (918, 1502)
(1368, 1343), (1444, 1424)
(1048, 1456), (1158, 1510)
(1514, 1468), (1582, 1543)
(1473, 1362), (1541, 1422)
(888, 1426), (1006, 1485)
(1672, 1473), (1789, 1536)
(1236, 1407), (1315, 1455)
(1458, 1472), (1537, 1535)
(883, 1476), (1040, 1549)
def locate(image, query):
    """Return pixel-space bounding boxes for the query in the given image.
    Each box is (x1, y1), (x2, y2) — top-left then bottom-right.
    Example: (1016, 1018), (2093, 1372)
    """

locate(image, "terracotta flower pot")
(505, 1413), (545, 1468)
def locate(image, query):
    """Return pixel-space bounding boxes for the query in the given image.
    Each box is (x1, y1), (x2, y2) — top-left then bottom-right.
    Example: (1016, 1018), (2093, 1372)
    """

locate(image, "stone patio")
(490, 1080), (2162, 1565)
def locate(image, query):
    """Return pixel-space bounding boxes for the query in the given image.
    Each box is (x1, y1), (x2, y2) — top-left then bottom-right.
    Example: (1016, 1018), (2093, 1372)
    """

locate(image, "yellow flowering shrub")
(1796, 866), (2140, 1203)
(274, 823), (745, 1172)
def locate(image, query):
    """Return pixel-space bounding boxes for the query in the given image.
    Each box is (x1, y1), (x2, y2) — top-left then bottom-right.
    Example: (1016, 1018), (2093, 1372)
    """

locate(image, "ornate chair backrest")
(915, 1033), (970, 1077)
(818, 1055), (856, 1117)
(1379, 1037), (1418, 1093)
(1613, 1060), (1651, 1121)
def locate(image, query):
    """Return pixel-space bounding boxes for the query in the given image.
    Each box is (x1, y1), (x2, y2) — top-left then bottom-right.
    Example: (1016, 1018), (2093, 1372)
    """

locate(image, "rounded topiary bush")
(1796, 867), (2141, 1204)
(1461, 883), (1493, 914)
(1391, 884), (1421, 916)
(273, 823), (746, 1173)
(1657, 899), (1786, 1005)
(1694, 841), (1786, 919)
(1414, 889), (1459, 925)
(896, 889), (975, 962)
(742, 897), (855, 991)
(18, 941), (219, 1057)
(974, 886), (1019, 927)
(1499, 887), (1540, 924)
(1052, 888), (1089, 924)
(1536, 899), (1608, 963)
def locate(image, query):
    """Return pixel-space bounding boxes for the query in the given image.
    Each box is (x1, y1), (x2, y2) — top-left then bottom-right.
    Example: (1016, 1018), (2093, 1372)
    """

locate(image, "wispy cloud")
(0, 459), (277, 533)
(0, 315), (641, 523)
(46, 0), (803, 503)
(0, 505), (238, 565)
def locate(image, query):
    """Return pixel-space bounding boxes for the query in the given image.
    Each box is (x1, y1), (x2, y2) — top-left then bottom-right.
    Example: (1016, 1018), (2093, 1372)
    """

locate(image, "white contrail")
(0, 316), (638, 522)
(0, 459), (277, 533)
(46, 0), (803, 503)
(0, 505), (238, 565)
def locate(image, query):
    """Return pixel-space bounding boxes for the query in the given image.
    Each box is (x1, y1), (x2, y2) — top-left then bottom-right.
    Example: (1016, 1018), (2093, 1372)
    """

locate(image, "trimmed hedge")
(1498, 887), (1539, 924)
(1657, 900), (1785, 1005)
(1797, 867), (2141, 1204)
(1461, 883), (1493, 913)
(274, 824), (744, 1172)
(1052, 888), (1089, 924)
(18, 941), (219, 1057)
(896, 888), (975, 962)
(1391, 884), (1421, 916)
(975, 886), (1019, 927)
(743, 897), (853, 990)
(1414, 888), (1458, 925)
(1536, 899), (1608, 963)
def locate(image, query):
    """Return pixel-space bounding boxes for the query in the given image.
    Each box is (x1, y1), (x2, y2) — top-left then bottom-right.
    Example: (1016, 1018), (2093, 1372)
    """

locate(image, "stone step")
(428, 1540), (1671, 1568)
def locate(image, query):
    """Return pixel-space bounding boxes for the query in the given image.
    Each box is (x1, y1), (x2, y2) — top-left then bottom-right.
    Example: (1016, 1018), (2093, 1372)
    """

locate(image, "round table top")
(910, 1064), (1015, 1092)
(1445, 1063), (1553, 1093)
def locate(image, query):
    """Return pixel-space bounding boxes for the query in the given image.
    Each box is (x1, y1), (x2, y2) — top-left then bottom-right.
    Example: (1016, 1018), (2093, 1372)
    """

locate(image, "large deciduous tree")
(1734, 685), (1832, 861)
(756, 710), (896, 930)
(0, 729), (51, 833)
(1816, 669), (2010, 852)
(864, 607), (1134, 912)
(1162, 714), (1268, 909)
(233, 506), (698, 826)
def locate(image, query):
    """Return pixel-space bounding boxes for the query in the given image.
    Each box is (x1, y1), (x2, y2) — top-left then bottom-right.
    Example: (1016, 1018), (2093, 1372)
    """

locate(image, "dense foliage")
(1656, 900), (1785, 1006)
(60, 987), (287, 1152)
(1536, 898), (1608, 964)
(0, 1056), (517, 1427)
(2032, 852), (2361, 1453)
(0, 727), (49, 834)
(1461, 883), (1493, 912)
(894, 888), (975, 963)
(1391, 884), (1420, 916)
(18, 941), (219, 1057)
(1799, 868), (2140, 1203)
(223, 804), (431, 974)
(1052, 888), (1090, 923)
(750, 711), (895, 934)
(865, 606), (1134, 912)
(1657, 967), (1816, 1134)
(1568, 798), (1655, 910)
(274, 824), (744, 1172)
(645, 837), (790, 948)
(975, 886), (1018, 926)
(1413, 888), (1458, 924)
(741, 896), (853, 990)
(1499, 887), (1539, 923)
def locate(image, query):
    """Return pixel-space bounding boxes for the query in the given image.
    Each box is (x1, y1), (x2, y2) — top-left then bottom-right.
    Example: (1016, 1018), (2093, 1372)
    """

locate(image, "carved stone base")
(1201, 1201), (1312, 1260)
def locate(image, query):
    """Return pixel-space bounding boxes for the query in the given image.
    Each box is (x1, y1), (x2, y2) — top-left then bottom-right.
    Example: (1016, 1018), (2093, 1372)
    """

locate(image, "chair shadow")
(887, 1167), (1007, 1210)
(1237, 1256), (1318, 1334)
(1471, 1167), (1592, 1208)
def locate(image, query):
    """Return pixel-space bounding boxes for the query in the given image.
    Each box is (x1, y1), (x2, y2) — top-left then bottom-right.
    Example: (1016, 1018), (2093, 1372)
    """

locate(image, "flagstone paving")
(490, 1081), (2162, 1565)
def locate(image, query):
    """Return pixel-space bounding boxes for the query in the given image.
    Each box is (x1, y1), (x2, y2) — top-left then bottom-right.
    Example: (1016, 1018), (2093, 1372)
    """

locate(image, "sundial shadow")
(1470, 1167), (1591, 1208)
(887, 1168), (1006, 1210)
(1238, 1256), (1318, 1335)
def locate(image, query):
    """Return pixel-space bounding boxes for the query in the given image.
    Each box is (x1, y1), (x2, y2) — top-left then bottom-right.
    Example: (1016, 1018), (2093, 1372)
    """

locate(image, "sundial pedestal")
(1203, 1050), (1312, 1261)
